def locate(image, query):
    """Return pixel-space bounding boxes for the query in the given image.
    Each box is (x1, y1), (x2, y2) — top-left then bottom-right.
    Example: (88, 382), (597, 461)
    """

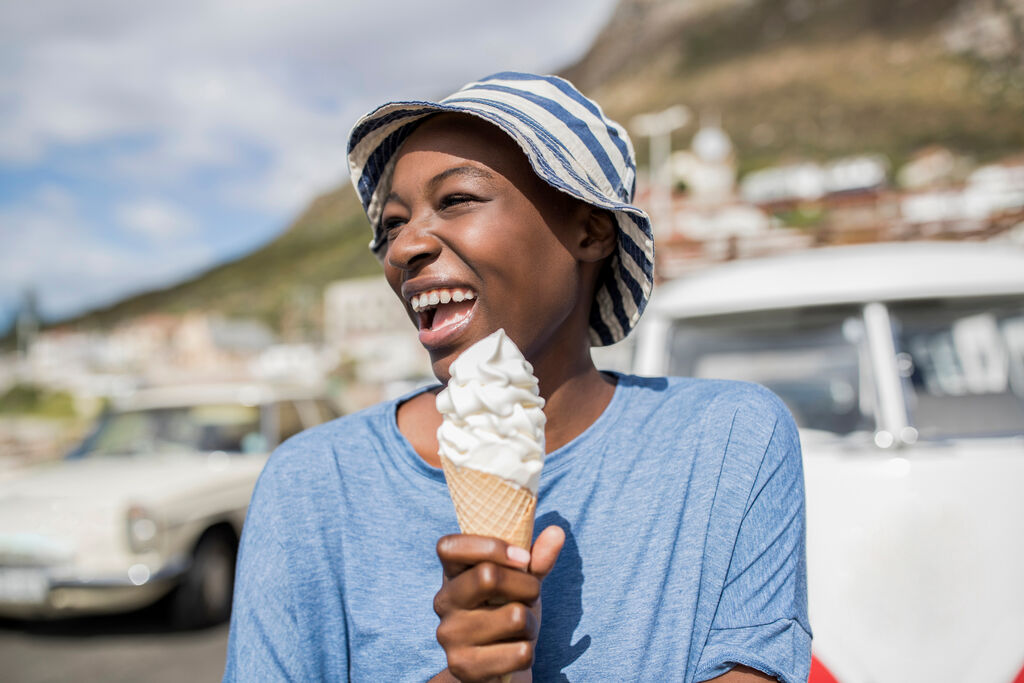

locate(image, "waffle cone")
(440, 456), (537, 550)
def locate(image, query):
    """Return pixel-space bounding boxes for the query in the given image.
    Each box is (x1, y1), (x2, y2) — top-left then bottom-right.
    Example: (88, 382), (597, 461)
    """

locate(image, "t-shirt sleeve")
(222, 453), (327, 682)
(694, 393), (812, 683)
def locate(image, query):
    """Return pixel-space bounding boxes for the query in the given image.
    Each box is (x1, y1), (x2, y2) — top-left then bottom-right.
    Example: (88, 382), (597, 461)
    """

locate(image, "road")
(0, 603), (229, 683)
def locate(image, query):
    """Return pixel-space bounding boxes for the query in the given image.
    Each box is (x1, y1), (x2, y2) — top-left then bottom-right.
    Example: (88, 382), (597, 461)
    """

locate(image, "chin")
(429, 353), (455, 384)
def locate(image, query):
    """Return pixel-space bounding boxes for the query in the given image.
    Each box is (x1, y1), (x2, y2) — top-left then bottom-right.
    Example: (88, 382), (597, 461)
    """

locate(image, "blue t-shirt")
(223, 375), (811, 682)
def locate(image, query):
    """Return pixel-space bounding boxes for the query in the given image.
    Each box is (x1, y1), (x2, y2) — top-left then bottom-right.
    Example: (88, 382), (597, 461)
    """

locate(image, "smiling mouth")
(410, 287), (476, 332)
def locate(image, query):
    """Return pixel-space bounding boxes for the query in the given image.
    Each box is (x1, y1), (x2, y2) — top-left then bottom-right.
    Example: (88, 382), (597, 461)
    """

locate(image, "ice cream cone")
(440, 455), (536, 550)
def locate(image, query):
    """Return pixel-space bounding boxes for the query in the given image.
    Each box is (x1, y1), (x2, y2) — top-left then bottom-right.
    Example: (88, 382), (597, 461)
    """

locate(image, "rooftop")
(649, 241), (1024, 319)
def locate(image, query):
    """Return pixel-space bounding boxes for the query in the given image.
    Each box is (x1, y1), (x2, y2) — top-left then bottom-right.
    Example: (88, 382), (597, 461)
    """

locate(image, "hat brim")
(346, 77), (654, 346)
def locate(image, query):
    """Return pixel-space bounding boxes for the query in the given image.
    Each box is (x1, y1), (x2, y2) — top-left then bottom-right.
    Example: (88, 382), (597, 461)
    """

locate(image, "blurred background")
(1, 1), (1023, 682)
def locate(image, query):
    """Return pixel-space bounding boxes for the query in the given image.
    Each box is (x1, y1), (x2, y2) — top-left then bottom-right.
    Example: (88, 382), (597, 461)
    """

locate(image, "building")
(323, 276), (431, 391)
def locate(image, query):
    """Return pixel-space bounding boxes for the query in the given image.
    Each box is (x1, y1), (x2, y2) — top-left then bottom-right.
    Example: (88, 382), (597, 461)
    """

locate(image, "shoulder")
(617, 373), (795, 431)
(699, 378), (796, 440)
(244, 400), (401, 536)
(625, 374), (800, 476)
(680, 378), (803, 512)
(258, 399), (395, 486)
(689, 377), (801, 468)
(609, 375), (800, 486)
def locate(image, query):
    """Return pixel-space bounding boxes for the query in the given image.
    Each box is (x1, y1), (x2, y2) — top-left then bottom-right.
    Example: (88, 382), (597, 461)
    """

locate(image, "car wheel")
(169, 529), (236, 629)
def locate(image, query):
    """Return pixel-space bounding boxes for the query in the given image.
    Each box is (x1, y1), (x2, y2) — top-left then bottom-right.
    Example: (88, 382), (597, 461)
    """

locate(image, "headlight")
(126, 504), (161, 554)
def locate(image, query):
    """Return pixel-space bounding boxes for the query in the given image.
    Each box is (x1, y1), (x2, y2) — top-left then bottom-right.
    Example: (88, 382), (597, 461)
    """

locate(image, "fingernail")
(507, 545), (530, 566)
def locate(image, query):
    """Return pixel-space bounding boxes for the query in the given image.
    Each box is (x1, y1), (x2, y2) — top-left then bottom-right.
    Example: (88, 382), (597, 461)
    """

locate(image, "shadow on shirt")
(533, 511), (589, 680)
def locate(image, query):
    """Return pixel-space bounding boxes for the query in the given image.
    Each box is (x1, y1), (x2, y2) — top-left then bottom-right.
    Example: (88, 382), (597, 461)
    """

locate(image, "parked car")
(0, 383), (338, 627)
(632, 242), (1024, 683)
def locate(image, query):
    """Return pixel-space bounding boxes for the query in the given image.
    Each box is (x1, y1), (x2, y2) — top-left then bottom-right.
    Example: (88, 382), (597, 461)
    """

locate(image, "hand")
(431, 526), (565, 683)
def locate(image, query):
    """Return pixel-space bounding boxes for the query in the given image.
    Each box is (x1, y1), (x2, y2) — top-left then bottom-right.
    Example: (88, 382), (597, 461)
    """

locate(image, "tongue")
(431, 300), (474, 330)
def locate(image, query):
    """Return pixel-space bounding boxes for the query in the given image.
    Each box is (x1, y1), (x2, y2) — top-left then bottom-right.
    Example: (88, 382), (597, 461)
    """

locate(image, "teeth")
(409, 288), (475, 311)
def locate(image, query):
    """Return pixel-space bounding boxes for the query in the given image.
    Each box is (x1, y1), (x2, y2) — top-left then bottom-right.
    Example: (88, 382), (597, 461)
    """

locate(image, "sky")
(0, 0), (619, 330)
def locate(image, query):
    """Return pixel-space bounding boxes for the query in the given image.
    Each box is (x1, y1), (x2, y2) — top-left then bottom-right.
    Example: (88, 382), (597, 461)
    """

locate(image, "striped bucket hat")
(346, 72), (654, 346)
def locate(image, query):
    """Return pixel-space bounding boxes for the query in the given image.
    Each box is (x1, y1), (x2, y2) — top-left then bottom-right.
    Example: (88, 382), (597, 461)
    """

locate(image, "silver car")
(0, 383), (338, 627)
(632, 242), (1024, 683)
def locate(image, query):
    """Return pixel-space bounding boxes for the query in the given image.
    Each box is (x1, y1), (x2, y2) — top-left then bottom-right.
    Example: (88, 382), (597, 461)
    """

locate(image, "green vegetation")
(0, 383), (77, 418)
(773, 205), (827, 229)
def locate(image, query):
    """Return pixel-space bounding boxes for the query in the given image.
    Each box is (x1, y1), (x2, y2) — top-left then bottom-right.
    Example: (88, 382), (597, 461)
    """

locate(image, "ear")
(575, 207), (616, 263)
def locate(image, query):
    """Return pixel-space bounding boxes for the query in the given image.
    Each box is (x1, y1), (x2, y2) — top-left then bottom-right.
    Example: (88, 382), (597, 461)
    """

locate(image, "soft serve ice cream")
(436, 329), (546, 493)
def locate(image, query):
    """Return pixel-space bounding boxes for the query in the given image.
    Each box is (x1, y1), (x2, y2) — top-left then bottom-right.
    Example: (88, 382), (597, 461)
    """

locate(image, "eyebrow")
(426, 165), (495, 193)
(384, 165), (495, 208)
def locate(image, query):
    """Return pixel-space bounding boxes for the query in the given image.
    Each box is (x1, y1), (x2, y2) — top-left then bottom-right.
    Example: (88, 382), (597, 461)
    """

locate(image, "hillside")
(55, 184), (380, 335)
(563, 0), (1024, 172)
(41, 0), (1024, 336)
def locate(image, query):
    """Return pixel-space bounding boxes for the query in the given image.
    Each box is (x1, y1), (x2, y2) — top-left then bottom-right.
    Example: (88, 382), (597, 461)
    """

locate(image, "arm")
(694, 394), (812, 683)
(430, 526), (565, 683)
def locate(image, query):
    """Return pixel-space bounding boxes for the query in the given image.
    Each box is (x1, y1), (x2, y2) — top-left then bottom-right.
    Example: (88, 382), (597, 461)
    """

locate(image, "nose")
(385, 216), (442, 274)
(385, 214), (441, 273)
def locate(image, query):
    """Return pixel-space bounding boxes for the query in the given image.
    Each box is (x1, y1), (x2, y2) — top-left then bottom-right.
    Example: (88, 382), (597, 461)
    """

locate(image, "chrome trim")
(863, 302), (911, 447)
(14, 557), (191, 591)
(634, 316), (671, 376)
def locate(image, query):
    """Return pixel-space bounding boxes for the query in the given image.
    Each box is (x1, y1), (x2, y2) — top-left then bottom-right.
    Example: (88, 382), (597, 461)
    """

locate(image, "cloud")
(116, 199), (197, 242)
(0, 188), (212, 320)
(0, 0), (616, 203)
(0, 0), (617, 319)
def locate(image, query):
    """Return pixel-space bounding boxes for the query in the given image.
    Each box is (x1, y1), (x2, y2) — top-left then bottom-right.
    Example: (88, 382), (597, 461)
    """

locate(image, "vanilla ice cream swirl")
(436, 329), (546, 493)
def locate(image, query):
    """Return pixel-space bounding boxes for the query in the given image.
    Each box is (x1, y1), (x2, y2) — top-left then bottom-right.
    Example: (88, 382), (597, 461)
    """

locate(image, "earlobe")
(577, 208), (616, 262)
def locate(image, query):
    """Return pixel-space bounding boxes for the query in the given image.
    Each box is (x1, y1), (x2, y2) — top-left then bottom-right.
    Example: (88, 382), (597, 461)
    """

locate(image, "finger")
(436, 601), (538, 649)
(528, 525), (565, 580)
(447, 641), (534, 683)
(438, 562), (541, 613)
(437, 534), (531, 579)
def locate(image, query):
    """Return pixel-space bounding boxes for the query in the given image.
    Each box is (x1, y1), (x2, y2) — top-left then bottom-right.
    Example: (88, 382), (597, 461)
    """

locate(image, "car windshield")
(890, 296), (1024, 439)
(668, 306), (876, 435)
(68, 404), (266, 458)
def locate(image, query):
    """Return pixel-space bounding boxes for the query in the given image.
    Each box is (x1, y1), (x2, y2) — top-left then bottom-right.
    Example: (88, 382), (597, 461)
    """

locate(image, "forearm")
(429, 669), (460, 683)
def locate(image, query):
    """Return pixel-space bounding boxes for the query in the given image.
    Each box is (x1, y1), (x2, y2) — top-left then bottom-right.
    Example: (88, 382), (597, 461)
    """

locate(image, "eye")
(439, 193), (477, 210)
(380, 216), (406, 240)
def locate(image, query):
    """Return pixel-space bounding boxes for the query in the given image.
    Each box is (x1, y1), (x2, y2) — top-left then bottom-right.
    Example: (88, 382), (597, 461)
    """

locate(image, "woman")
(224, 73), (810, 682)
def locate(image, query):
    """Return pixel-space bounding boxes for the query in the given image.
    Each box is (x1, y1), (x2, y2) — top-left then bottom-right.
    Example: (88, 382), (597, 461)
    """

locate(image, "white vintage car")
(0, 383), (338, 627)
(631, 242), (1024, 683)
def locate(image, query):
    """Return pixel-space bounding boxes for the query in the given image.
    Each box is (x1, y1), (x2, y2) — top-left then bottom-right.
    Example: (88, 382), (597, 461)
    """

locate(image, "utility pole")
(630, 105), (690, 239)
(16, 288), (40, 359)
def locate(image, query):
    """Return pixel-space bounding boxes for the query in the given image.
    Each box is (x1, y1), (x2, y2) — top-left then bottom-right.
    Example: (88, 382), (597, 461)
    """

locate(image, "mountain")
(563, 0), (1024, 173)
(36, 0), (1024, 337)
(51, 184), (380, 336)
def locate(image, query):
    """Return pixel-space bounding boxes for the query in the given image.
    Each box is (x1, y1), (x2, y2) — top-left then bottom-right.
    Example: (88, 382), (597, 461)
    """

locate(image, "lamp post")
(630, 105), (690, 239)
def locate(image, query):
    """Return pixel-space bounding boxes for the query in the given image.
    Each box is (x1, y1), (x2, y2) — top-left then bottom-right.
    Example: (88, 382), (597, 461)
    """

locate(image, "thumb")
(528, 525), (565, 580)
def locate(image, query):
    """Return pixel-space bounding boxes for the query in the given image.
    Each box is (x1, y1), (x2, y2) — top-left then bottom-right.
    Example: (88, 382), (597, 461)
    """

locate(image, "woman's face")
(380, 114), (591, 381)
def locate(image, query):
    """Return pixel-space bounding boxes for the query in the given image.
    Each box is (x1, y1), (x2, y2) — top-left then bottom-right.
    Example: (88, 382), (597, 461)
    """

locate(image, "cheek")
(465, 222), (573, 293)
(501, 237), (582, 335)
(383, 264), (403, 300)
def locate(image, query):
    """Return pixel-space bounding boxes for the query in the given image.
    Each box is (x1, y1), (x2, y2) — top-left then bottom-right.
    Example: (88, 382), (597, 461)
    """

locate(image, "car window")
(668, 306), (876, 435)
(315, 398), (341, 422)
(69, 404), (263, 458)
(277, 401), (306, 442)
(890, 296), (1024, 439)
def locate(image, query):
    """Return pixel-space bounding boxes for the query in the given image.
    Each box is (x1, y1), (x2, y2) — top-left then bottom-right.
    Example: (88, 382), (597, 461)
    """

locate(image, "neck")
(530, 342), (616, 453)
